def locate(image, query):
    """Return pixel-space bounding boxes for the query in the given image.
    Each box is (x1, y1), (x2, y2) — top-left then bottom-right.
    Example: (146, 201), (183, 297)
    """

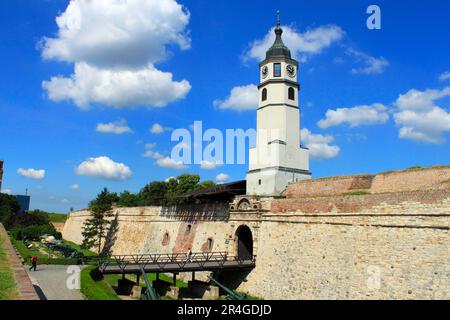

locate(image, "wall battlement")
(284, 166), (450, 198)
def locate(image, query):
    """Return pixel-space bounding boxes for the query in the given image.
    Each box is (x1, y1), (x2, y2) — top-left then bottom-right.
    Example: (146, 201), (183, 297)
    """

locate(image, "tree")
(82, 188), (116, 255)
(140, 181), (168, 205)
(117, 191), (140, 207)
(0, 193), (20, 224)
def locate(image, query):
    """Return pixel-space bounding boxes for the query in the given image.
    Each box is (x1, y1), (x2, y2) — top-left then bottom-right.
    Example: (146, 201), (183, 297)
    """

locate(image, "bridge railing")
(84, 252), (256, 273)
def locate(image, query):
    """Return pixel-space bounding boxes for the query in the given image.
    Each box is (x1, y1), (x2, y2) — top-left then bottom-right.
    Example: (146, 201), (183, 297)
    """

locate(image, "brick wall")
(284, 166), (450, 198)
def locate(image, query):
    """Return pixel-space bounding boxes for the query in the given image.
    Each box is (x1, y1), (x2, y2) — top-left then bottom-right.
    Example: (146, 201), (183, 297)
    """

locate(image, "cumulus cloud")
(318, 103), (389, 129)
(214, 84), (259, 111)
(216, 173), (230, 183)
(17, 168), (46, 180)
(200, 160), (223, 170)
(41, 0), (190, 67)
(96, 119), (132, 134)
(71, 184), (80, 190)
(43, 63), (191, 109)
(301, 129), (340, 160)
(393, 87), (450, 143)
(156, 157), (188, 170)
(438, 72), (450, 82)
(150, 123), (172, 134)
(347, 48), (389, 75)
(143, 144), (164, 160)
(244, 25), (344, 62)
(41, 0), (191, 109)
(75, 156), (132, 181)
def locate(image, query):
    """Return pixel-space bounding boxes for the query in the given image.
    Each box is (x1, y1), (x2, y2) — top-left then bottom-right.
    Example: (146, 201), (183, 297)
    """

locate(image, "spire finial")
(277, 10), (281, 27)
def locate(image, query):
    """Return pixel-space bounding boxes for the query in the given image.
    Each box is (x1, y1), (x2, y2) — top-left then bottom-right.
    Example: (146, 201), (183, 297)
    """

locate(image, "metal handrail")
(85, 252), (256, 273)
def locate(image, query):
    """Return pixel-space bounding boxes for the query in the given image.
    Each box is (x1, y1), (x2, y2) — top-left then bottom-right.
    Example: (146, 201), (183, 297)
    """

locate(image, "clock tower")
(247, 12), (311, 196)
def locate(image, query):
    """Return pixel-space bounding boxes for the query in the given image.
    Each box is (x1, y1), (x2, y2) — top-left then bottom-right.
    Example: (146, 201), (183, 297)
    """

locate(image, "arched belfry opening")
(235, 225), (253, 259)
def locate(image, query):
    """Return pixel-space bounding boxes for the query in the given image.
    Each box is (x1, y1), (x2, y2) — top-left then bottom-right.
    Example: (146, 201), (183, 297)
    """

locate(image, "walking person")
(186, 248), (193, 263)
(29, 255), (38, 272)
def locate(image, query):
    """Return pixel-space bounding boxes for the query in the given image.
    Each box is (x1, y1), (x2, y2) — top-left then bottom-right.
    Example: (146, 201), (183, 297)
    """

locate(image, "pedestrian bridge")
(91, 252), (256, 275)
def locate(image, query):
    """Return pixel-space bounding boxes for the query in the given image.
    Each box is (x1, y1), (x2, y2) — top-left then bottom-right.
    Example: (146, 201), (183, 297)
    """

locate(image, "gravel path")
(26, 265), (85, 300)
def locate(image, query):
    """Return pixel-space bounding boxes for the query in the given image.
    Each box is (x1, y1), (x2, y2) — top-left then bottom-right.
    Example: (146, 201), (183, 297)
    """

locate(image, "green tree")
(0, 194), (20, 224)
(140, 181), (168, 205)
(117, 191), (140, 207)
(198, 180), (216, 189)
(82, 188), (116, 255)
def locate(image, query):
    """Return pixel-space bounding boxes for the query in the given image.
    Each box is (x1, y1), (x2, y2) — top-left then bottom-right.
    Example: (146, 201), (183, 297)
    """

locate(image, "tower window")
(258, 179), (262, 185)
(262, 88), (267, 101)
(288, 87), (295, 101)
(274, 63), (281, 77)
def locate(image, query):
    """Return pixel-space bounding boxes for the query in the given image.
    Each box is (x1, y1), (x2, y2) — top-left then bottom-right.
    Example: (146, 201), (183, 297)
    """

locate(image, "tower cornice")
(258, 79), (300, 90)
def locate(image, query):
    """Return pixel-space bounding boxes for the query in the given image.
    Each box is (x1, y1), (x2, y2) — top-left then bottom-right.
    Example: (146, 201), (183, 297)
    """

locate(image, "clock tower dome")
(247, 12), (311, 196)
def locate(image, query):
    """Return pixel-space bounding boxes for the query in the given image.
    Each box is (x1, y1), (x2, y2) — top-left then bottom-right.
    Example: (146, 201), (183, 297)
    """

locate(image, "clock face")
(286, 64), (296, 78)
(261, 66), (269, 79)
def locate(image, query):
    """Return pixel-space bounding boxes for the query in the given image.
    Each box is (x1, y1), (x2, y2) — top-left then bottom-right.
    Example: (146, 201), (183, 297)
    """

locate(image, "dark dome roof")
(265, 18), (292, 60)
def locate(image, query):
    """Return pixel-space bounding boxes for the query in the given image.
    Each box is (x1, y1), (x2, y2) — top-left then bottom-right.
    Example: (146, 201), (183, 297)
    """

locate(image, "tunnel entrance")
(235, 225), (253, 259)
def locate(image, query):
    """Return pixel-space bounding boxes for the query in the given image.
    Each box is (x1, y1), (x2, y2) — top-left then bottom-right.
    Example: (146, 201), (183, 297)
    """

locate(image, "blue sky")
(0, 0), (449, 213)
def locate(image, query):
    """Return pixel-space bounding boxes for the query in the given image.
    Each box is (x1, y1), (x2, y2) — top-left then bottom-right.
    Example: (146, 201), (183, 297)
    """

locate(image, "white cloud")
(75, 156), (132, 181)
(96, 119), (132, 134)
(41, 0), (190, 68)
(17, 168), (46, 180)
(347, 48), (389, 75)
(71, 184), (80, 190)
(41, 0), (192, 109)
(216, 173), (230, 183)
(438, 72), (450, 82)
(200, 160), (223, 170)
(43, 63), (191, 109)
(318, 103), (389, 129)
(143, 143), (164, 160)
(301, 129), (340, 160)
(1, 189), (12, 195)
(214, 84), (258, 111)
(150, 123), (172, 134)
(62, 199), (70, 204)
(157, 157), (188, 170)
(244, 25), (344, 62)
(393, 87), (450, 143)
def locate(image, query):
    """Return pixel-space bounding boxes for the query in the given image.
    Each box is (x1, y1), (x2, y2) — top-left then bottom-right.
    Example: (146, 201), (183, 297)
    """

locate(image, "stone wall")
(284, 166), (450, 198)
(62, 166), (450, 299)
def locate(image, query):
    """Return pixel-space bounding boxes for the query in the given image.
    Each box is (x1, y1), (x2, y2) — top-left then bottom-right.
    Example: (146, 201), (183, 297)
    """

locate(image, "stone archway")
(235, 225), (253, 259)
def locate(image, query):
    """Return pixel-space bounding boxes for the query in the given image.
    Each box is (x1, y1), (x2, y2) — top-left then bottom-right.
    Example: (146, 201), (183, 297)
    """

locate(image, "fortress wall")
(284, 166), (450, 198)
(240, 213), (449, 299)
(61, 169), (450, 299)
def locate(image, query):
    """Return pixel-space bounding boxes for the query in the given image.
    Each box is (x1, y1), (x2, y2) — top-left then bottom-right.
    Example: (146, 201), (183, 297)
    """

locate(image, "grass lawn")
(80, 266), (120, 300)
(62, 240), (97, 257)
(47, 213), (68, 223)
(0, 234), (18, 300)
(11, 237), (82, 265)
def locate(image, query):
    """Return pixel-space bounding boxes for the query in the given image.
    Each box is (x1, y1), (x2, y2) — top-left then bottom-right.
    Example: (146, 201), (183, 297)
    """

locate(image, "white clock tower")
(247, 13), (311, 196)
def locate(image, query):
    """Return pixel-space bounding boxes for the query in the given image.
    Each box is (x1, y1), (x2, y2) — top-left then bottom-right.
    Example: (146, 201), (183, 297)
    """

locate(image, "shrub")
(11, 224), (60, 241)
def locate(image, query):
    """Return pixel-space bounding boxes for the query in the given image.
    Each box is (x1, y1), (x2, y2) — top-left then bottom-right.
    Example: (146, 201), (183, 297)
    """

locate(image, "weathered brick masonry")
(63, 166), (450, 299)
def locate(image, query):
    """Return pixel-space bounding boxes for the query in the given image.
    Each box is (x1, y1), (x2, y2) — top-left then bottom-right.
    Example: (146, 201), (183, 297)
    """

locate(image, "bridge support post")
(192, 272), (196, 281)
(136, 274), (140, 285)
(173, 273), (177, 286)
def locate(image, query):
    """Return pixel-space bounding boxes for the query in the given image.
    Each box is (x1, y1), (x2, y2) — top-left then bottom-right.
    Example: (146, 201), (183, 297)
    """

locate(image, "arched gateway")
(235, 225), (253, 259)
